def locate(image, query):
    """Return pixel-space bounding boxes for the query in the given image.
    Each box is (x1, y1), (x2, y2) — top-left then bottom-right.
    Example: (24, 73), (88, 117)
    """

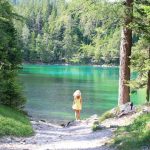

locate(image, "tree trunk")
(118, 0), (133, 105)
(146, 48), (150, 102)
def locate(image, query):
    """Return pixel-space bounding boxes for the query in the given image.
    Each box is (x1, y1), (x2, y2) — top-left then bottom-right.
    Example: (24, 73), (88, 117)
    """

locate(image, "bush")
(0, 70), (26, 109)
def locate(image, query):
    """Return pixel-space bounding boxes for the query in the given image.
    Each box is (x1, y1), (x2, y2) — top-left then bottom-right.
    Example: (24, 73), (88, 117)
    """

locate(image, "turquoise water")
(19, 64), (145, 123)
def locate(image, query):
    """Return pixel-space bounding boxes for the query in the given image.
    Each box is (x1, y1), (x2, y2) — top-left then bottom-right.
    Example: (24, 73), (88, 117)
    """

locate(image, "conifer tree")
(0, 0), (25, 108)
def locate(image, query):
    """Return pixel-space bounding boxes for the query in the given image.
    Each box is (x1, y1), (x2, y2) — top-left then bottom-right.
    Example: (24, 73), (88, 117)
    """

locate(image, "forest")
(11, 0), (122, 65)
(7, 0), (150, 105)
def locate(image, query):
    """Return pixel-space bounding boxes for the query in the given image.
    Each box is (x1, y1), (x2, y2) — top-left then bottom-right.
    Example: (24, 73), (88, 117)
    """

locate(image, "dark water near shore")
(19, 64), (145, 123)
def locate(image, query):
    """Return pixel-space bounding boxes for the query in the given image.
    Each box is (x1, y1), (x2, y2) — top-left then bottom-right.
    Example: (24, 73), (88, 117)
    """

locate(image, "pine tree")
(0, 0), (25, 108)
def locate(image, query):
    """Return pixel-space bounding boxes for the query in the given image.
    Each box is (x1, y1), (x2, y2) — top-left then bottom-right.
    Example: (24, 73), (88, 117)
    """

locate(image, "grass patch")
(99, 111), (114, 122)
(0, 105), (33, 137)
(99, 107), (119, 122)
(92, 124), (103, 131)
(92, 108), (119, 131)
(113, 113), (150, 150)
(92, 121), (103, 131)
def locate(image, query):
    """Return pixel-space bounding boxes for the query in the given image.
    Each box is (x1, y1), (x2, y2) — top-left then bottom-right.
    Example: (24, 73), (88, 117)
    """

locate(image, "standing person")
(72, 90), (82, 121)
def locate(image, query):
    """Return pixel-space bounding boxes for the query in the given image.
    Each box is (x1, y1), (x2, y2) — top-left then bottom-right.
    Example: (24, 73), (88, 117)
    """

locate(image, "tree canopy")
(13, 0), (121, 65)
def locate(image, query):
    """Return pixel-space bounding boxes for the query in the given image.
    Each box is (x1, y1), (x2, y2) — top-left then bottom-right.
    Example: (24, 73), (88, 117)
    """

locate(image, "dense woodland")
(0, 0), (150, 107)
(12, 0), (122, 65)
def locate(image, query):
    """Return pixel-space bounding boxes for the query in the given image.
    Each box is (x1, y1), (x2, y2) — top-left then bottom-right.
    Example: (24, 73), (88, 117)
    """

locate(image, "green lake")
(19, 64), (146, 123)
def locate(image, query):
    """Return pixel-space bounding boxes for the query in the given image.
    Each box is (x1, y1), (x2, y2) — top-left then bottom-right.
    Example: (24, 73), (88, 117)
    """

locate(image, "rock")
(22, 139), (26, 143)
(109, 125), (119, 128)
(92, 124), (105, 131)
(0, 137), (12, 143)
(40, 119), (46, 122)
(89, 114), (98, 120)
(61, 120), (80, 127)
(66, 120), (76, 127)
(20, 141), (26, 144)
(60, 123), (65, 127)
(86, 114), (98, 122)
(11, 137), (15, 141)
(141, 145), (150, 150)
(14, 138), (22, 142)
(118, 102), (136, 117)
(99, 124), (106, 129)
(142, 106), (150, 114)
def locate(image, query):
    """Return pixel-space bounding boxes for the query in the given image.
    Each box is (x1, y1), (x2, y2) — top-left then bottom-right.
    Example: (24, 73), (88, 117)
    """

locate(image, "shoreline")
(22, 62), (119, 68)
(0, 105), (149, 150)
(0, 114), (114, 150)
(29, 117), (74, 127)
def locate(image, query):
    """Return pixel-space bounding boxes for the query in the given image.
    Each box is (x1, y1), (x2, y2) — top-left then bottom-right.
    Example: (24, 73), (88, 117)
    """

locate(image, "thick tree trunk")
(118, 0), (133, 105)
(146, 48), (150, 102)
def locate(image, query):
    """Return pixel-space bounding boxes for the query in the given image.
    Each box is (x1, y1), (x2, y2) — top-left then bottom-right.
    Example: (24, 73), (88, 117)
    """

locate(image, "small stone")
(142, 106), (150, 113)
(11, 137), (15, 141)
(60, 123), (65, 127)
(109, 125), (119, 128)
(40, 119), (46, 122)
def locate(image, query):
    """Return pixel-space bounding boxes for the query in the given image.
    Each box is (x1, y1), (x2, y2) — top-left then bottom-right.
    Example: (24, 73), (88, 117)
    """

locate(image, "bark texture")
(146, 48), (150, 102)
(118, 0), (133, 105)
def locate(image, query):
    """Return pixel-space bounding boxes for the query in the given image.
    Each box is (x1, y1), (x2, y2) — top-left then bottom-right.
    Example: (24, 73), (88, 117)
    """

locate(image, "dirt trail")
(0, 111), (143, 150)
(0, 116), (114, 150)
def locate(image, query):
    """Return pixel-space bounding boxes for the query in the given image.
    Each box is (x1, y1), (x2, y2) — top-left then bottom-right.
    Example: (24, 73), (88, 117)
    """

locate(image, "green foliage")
(92, 124), (103, 132)
(0, 0), (25, 108)
(92, 120), (103, 131)
(130, 38), (150, 88)
(0, 72), (26, 108)
(99, 110), (116, 123)
(0, 105), (33, 137)
(133, 1), (150, 39)
(113, 113), (150, 150)
(13, 0), (121, 65)
(129, 1), (150, 102)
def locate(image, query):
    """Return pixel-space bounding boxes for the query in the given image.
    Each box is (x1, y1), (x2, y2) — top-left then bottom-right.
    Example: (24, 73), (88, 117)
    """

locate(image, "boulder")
(142, 106), (150, 114)
(118, 102), (136, 117)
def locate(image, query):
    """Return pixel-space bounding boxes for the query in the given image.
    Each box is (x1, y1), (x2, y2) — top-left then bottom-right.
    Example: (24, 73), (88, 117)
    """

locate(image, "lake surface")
(19, 64), (145, 123)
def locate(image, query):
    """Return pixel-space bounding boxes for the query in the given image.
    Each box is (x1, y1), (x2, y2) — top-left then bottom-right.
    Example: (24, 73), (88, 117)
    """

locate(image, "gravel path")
(0, 111), (144, 150)
(0, 117), (115, 150)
